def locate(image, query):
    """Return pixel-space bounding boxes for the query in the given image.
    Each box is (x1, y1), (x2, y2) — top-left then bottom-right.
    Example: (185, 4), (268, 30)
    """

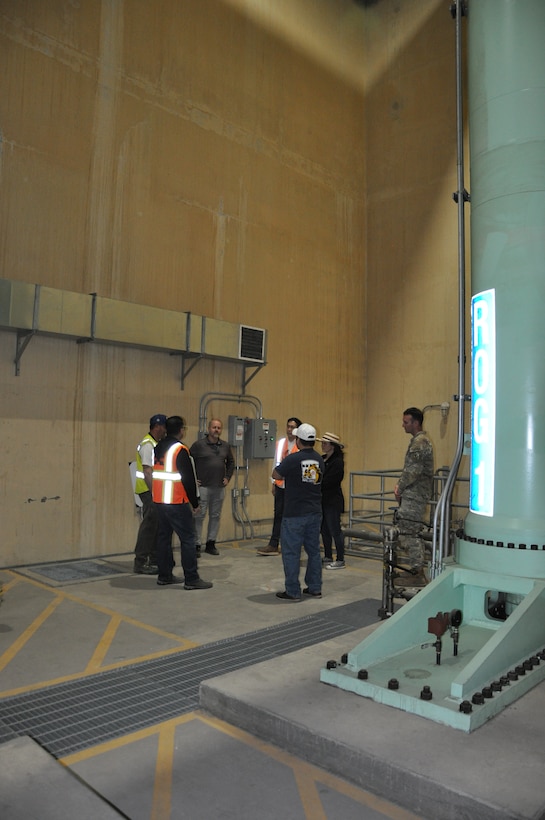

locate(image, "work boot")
(134, 563), (158, 575)
(205, 540), (219, 555)
(257, 544), (279, 555)
(184, 578), (213, 590)
(395, 567), (427, 587)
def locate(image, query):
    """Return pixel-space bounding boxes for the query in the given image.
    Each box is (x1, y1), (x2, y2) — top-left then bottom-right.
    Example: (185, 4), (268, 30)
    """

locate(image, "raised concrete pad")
(0, 736), (124, 819)
(200, 624), (545, 820)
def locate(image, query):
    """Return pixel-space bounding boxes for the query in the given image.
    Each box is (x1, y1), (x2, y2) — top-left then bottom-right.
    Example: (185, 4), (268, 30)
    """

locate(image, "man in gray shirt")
(190, 419), (235, 555)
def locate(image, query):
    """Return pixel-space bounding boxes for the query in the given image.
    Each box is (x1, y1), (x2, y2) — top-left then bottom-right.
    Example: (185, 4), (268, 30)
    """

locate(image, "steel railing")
(346, 468), (469, 560)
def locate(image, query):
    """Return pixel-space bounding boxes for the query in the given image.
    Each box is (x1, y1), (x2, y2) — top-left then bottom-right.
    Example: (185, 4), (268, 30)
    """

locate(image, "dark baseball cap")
(150, 414), (167, 427)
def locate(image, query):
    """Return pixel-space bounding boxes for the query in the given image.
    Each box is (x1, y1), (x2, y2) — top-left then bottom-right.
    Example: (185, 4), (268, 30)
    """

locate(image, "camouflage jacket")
(397, 431), (434, 503)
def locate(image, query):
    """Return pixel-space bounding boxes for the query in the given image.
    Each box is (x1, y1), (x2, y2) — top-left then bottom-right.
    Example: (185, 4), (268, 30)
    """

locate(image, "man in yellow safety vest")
(133, 414), (167, 574)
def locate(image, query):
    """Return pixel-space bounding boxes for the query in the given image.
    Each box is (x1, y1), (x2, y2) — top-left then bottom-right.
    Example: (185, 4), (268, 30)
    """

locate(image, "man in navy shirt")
(272, 423), (324, 601)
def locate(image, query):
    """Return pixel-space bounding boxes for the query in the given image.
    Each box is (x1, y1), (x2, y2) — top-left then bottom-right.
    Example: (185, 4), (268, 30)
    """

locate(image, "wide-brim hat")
(318, 432), (344, 449)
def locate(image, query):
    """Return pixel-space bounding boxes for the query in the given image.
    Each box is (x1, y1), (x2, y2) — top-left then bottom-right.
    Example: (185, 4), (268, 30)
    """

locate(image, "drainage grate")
(0, 599), (379, 758)
(27, 560), (126, 583)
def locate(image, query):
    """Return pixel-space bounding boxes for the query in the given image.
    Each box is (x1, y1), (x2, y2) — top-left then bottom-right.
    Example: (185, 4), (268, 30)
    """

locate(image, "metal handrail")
(347, 469), (469, 560)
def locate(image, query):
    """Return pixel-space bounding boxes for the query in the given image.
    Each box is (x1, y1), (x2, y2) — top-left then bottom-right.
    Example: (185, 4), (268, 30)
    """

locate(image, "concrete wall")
(0, 0), (465, 566)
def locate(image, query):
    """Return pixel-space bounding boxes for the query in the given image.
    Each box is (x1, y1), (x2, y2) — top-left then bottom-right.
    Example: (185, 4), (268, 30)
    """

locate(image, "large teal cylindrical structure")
(320, 1), (545, 732)
(460, 0), (545, 574)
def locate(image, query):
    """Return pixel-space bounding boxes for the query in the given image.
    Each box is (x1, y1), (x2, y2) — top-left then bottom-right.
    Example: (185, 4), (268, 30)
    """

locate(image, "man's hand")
(394, 484), (401, 503)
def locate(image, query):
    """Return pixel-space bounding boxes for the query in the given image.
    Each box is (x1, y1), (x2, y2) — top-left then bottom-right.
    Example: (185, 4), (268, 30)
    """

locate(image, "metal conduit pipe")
(240, 458), (255, 539)
(198, 392), (262, 434)
(198, 392), (263, 537)
(430, 0), (469, 579)
(342, 528), (386, 545)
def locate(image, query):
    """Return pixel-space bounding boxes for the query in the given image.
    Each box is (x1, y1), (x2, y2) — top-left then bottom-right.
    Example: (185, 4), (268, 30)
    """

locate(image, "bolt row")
(460, 649), (545, 713)
(325, 648), (545, 711)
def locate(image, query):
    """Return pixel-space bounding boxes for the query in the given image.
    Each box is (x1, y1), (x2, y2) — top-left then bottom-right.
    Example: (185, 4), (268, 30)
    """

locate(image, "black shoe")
(205, 541), (219, 555)
(303, 587), (322, 598)
(134, 565), (158, 575)
(157, 575), (184, 586)
(184, 578), (213, 590)
(196, 544), (201, 555)
(276, 591), (301, 602)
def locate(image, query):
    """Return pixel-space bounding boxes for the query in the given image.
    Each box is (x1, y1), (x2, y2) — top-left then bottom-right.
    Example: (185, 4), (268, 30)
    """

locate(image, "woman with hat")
(319, 432), (346, 569)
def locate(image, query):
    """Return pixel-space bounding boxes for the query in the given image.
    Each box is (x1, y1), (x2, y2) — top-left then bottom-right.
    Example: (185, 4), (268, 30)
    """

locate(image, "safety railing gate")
(345, 468), (469, 560)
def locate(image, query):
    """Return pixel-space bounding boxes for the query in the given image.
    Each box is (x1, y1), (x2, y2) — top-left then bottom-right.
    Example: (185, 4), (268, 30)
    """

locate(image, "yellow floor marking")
(0, 595), (64, 674)
(197, 714), (421, 820)
(0, 573), (23, 591)
(61, 711), (421, 820)
(151, 721), (176, 820)
(293, 768), (328, 820)
(7, 571), (198, 646)
(60, 713), (196, 765)
(0, 571), (199, 693)
(0, 644), (198, 698)
(84, 613), (123, 673)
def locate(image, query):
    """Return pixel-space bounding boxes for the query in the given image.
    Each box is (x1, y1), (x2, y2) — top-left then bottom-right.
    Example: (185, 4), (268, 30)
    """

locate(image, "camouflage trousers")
(395, 501), (427, 570)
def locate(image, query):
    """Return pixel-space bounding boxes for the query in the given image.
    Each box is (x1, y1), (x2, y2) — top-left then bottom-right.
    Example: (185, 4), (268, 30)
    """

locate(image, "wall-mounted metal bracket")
(242, 363), (265, 391)
(14, 284), (41, 375)
(176, 351), (203, 390)
(15, 330), (35, 376)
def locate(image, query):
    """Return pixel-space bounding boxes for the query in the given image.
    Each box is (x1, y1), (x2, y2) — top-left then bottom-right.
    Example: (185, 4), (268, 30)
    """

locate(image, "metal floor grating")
(25, 560), (126, 583)
(0, 599), (379, 758)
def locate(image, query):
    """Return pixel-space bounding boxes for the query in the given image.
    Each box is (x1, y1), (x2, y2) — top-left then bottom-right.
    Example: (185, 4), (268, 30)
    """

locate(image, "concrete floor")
(0, 540), (544, 820)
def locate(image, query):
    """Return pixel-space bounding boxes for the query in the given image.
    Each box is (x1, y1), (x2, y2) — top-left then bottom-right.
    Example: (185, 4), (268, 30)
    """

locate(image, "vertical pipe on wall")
(431, 0), (469, 578)
(462, 0), (545, 565)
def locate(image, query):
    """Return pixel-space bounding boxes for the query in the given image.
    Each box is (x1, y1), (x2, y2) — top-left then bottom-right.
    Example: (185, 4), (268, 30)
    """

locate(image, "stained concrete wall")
(0, 0), (464, 567)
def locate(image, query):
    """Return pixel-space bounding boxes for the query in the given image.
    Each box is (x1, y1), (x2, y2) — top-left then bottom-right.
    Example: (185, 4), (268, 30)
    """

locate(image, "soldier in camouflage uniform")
(394, 407), (434, 579)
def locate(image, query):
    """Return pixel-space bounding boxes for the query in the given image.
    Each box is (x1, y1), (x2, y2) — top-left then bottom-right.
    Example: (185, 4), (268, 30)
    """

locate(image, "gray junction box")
(243, 418), (277, 459)
(227, 416), (246, 448)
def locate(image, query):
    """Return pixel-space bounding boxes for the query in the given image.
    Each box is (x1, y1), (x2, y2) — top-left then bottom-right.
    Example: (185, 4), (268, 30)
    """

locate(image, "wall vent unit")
(0, 278), (268, 390)
(239, 325), (266, 363)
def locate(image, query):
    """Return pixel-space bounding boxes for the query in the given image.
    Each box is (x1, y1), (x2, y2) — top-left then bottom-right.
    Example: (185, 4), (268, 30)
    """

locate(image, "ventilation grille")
(239, 325), (265, 362)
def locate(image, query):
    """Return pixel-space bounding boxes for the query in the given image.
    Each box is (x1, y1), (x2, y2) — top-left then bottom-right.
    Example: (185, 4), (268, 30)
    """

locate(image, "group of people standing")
(257, 418), (346, 571)
(258, 407), (434, 601)
(254, 418), (346, 602)
(132, 405), (434, 599)
(133, 415), (234, 589)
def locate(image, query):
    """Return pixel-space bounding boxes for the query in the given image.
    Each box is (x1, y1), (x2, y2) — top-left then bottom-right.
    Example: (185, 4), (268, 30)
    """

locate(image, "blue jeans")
(194, 485), (226, 544)
(156, 502), (199, 583)
(321, 505), (344, 562)
(280, 514), (322, 596)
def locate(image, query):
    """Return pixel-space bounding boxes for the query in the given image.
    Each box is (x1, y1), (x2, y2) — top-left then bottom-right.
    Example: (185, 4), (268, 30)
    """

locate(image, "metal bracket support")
(15, 330), (35, 376)
(242, 363), (264, 391)
(14, 284), (41, 375)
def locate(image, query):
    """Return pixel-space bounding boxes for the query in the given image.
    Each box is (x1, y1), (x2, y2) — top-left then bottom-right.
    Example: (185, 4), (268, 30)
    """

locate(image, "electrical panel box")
(243, 418), (277, 459)
(227, 416), (246, 448)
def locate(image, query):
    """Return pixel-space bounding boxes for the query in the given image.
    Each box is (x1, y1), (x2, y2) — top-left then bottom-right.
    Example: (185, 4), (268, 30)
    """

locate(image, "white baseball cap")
(292, 423), (316, 442)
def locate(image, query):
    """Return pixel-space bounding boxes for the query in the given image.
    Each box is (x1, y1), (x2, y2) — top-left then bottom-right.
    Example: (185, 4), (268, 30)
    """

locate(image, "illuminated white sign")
(470, 289), (496, 516)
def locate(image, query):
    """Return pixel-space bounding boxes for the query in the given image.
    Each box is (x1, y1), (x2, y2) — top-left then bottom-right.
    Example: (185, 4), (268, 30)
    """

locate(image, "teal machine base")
(320, 563), (545, 732)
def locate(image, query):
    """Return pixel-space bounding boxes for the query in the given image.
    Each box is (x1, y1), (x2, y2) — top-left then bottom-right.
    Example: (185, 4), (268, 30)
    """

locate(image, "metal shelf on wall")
(0, 278), (268, 391)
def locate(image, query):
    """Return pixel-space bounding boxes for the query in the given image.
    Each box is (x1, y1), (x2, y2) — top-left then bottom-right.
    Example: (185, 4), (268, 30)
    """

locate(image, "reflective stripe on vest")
(135, 433), (157, 494)
(273, 437), (298, 488)
(275, 438), (287, 467)
(152, 442), (190, 504)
